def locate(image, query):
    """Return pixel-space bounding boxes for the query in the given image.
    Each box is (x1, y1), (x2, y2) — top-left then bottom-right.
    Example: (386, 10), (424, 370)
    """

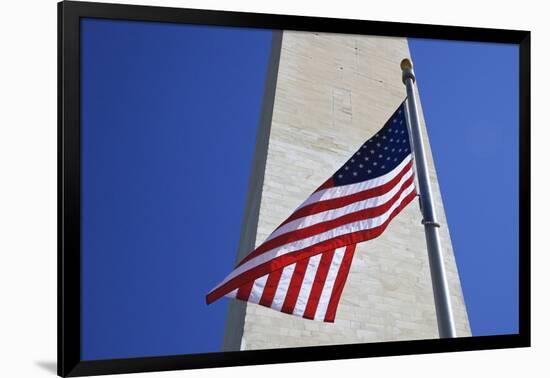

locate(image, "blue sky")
(80, 19), (518, 360)
(409, 39), (519, 337)
(80, 19), (273, 360)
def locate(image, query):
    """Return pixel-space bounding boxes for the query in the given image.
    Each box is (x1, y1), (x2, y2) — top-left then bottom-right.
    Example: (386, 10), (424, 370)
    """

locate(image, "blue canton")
(333, 101), (411, 186)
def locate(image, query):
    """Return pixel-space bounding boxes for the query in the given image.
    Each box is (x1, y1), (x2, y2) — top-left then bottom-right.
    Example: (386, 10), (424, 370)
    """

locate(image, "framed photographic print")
(58, 0), (530, 376)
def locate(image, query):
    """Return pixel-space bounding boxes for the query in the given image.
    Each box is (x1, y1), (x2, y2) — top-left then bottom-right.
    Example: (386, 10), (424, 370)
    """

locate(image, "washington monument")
(222, 30), (471, 351)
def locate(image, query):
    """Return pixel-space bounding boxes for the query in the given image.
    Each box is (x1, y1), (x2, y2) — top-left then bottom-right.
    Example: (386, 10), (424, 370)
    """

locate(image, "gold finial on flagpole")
(400, 58), (416, 84)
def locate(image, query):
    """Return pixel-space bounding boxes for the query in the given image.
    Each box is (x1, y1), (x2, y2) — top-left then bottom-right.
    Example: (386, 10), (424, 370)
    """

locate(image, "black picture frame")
(58, 1), (531, 376)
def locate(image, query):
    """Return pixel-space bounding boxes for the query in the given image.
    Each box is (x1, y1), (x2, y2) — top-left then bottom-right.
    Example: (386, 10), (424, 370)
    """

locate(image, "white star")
(386, 157), (390, 160)
(338, 174), (343, 178)
(362, 145), (367, 148)
(375, 134), (380, 138)
(370, 150), (375, 154)
(344, 166), (349, 170)
(351, 159), (355, 163)
(400, 120), (403, 124)
(394, 158), (398, 161)
(389, 129), (393, 132)
(373, 162), (378, 166)
(393, 119), (397, 123)
(378, 154), (383, 158)
(398, 148), (402, 152)
(353, 172), (357, 176)
(398, 109), (402, 114)
(364, 156), (369, 161)
(382, 136), (386, 140)
(359, 164), (364, 168)
(356, 151), (361, 155)
(392, 148), (395, 152)
(368, 169), (372, 173)
(390, 139), (393, 142)
(381, 165), (386, 169)
(401, 130), (405, 134)
(405, 148), (408, 152)
(376, 143), (381, 147)
(384, 146), (388, 150)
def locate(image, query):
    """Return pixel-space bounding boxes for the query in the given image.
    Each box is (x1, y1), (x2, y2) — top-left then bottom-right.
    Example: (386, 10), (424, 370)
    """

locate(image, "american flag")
(206, 100), (417, 322)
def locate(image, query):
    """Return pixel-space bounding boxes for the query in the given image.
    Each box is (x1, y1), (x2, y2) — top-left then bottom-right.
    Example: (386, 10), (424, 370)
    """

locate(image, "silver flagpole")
(400, 58), (457, 338)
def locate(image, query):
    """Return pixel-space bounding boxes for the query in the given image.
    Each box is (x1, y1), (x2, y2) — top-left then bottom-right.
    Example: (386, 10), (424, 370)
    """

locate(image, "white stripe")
(265, 168), (413, 242)
(271, 264), (296, 311)
(210, 183), (415, 292)
(248, 274), (269, 304)
(292, 254), (322, 316)
(314, 247), (346, 321)
(295, 154), (412, 211)
(225, 289), (237, 299)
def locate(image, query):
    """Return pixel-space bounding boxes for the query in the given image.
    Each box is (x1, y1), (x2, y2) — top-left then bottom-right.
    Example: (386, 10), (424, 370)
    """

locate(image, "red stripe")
(302, 249), (336, 320)
(280, 161), (413, 226)
(315, 177), (335, 191)
(207, 190), (416, 304)
(281, 258), (309, 314)
(237, 176), (414, 267)
(236, 281), (254, 301)
(324, 245), (356, 322)
(258, 268), (284, 307)
(206, 190), (416, 305)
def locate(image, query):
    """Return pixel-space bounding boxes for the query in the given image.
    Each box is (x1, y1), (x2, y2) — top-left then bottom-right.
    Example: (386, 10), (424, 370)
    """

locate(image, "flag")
(206, 100), (417, 322)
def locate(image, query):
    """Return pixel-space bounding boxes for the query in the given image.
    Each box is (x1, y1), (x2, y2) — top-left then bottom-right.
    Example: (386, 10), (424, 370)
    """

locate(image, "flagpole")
(400, 58), (457, 338)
